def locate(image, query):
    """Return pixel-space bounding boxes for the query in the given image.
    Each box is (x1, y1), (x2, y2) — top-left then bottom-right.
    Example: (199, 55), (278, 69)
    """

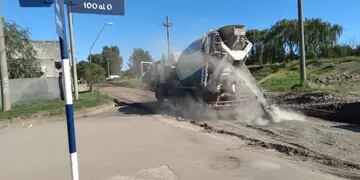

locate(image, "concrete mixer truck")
(145, 25), (266, 108)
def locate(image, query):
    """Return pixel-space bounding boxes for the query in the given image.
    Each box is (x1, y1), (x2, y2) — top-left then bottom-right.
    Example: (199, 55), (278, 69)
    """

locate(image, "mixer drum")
(174, 25), (249, 88)
(175, 39), (204, 87)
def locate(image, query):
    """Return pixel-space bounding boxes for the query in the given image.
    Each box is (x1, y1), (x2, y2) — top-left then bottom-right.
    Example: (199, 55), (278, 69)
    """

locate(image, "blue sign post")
(55, 0), (66, 38)
(19, 0), (79, 179)
(19, 0), (125, 179)
(54, 0), (79, 179)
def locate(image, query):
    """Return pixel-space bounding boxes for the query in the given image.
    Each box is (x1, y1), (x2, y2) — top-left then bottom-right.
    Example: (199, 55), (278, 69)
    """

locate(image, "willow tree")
(247, 29), (267, 65)
(246, 18), (344, 64)
(304, 18), (343, 59)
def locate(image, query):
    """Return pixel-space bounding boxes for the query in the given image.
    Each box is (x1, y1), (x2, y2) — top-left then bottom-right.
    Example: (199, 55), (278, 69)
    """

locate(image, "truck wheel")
(156, 86), (165, 104)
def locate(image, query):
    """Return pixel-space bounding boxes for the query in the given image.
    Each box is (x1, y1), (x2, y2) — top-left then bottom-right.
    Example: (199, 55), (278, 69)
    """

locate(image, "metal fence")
(0, 77), (62, 108)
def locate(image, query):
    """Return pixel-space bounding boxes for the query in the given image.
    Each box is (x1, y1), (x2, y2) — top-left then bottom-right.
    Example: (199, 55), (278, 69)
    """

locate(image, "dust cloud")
(161, 53), (305, 126)
(210, 59), (305, 126)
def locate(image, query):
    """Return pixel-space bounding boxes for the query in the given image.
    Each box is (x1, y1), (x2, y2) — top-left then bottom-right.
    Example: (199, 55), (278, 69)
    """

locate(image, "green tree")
(247, 29), (267, 65)
(88, 54), (105, 68)
(331, 45), (353, 57)
(246, 18), (344, 64)
(355, 45), (360, 56)
(128, 48), (153, 77)
(101, 46), (122, 76)
(3, 19), (40, 79)
(88, 45), (123, 77)
(304, 18), (343, 58)
(77, 61), (105, 92)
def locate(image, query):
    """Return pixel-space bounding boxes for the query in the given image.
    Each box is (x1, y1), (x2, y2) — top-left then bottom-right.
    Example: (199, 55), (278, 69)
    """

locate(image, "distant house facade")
(31, 41), (62, 77)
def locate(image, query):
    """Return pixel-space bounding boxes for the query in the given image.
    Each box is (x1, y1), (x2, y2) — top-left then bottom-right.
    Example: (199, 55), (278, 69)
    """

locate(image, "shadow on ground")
(116, 101), (156, 115)
(300, 108), (360, 125)
(332, 124), (360, 133)
(114, 98), (261, 125)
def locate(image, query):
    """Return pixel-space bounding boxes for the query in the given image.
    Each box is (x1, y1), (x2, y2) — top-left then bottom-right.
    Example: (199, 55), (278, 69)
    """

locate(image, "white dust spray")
(210, 59), (305, 126)
(161, 51), (305, 126)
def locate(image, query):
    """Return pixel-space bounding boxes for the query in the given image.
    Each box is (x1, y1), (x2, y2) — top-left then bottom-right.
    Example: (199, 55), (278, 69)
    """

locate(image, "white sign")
(71, 0), (124, 15)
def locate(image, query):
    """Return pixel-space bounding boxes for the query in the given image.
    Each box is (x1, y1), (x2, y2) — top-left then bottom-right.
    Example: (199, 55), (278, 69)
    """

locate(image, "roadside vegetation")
(77, 61), (106, 92)
(3, 18), (41, 78)
(246, 18), (360, 65)
(102, 48), (154, 89)
(0, 91), (111, 120)
(245, 18), (360, 97)
(250, 56), (360, 96)
(80, 47), (154, 90)
(107, 76), (148, 89)
(87, 45), (123, 77)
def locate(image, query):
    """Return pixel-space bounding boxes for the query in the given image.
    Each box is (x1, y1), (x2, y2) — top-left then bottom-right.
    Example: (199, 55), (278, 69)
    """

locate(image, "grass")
(108, 77), (148, 89)
(261, 70), (299, 92)
(250, 56), (360, 94)
(0, 91), (111, 120)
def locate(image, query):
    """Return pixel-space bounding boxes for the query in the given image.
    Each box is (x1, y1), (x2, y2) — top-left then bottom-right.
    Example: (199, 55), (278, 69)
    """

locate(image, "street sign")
(19, 0), (124, 15)
(19, 0), (52, 7)
(70, 0), (124, 15)
(19, 0), (76, 7)
(54, 0), (66, 38)
(19, 1), (124, 179)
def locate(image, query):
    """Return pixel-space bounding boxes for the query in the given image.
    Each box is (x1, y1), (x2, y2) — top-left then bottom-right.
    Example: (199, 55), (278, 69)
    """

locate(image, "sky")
(1, 0), (360, 70)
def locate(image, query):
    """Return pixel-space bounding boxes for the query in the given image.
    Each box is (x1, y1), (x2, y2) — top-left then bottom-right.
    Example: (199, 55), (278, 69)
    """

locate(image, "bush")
(77, 61), (106, 92)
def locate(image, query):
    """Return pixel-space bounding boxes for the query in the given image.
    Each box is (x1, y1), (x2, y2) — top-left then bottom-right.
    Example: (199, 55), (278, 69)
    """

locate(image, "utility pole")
(298, 0), (306, 84)
(161, 16), (172, 83)
(157, 16), (172, 103)
(67, 5), (79, 100)
(163, 16), (172, 59)
(0, 14), (11, 111)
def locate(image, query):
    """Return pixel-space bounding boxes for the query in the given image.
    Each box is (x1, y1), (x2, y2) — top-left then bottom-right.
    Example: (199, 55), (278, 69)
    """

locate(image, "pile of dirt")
(276, 92), (349, 105)
(315, 72), (360, 85)
(273, 92), (360, 123)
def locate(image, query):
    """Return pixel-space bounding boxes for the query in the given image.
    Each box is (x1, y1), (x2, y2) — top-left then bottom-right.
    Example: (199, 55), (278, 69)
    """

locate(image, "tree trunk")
(89, 83), (94, 93)
(259, 44), (264, 66)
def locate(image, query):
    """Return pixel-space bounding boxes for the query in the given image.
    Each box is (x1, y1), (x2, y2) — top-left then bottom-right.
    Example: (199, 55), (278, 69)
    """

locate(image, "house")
(31, 40), (62, 77)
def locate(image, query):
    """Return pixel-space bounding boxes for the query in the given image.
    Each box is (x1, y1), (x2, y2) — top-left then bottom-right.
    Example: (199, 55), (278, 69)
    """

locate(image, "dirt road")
(102, 86), (360, 179)
(0, 86), (357, 179)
